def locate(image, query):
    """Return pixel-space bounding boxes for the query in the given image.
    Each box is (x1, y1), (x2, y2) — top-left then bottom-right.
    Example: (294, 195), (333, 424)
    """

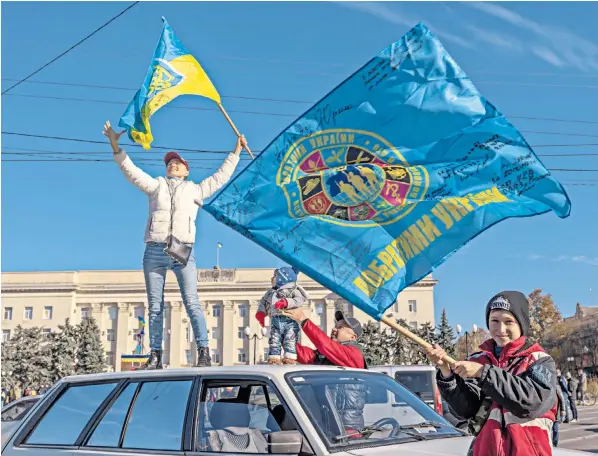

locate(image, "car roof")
(61, 364), (382, 384)
(371, 365), (436, 372)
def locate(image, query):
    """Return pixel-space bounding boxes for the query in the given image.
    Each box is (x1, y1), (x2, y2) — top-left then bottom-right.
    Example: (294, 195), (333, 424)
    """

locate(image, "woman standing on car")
(103, 121), (247, 369)
(426, 291), (557, 456)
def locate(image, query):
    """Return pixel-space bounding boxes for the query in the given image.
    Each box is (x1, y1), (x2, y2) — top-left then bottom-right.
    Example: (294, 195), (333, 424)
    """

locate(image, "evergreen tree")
(436, 309), (457, 359)
(1, 338), (17, 390)
(389, 319), (418, 364)
(7, 325), (52, 391)
(360, 321), (391, 366)
(76, 317), (106, 375)
(413, 322), (436, 365)
(50, 318), (78, 381)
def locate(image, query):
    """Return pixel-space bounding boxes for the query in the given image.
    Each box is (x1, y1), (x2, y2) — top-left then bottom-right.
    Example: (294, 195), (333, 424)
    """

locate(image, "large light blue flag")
(205, 23), (571, 320)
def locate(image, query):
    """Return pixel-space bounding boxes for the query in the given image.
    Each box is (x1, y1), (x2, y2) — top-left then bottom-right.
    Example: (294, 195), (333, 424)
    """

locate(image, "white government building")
(1, 268), (436, 370)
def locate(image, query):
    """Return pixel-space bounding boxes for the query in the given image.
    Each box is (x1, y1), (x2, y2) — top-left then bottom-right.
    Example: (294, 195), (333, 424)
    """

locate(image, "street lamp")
(244, 326), (268, 365)
(456, 324), (478, 358)
(567, 356), (575, 371)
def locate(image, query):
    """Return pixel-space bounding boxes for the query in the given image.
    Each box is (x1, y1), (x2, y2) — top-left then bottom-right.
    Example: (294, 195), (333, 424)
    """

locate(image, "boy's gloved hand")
(274, 299), (288, 310)
(255, 311), (266, 327)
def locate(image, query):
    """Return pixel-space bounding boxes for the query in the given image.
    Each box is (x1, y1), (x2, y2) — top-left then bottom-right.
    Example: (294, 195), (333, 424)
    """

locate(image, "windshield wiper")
(334, 425), (387, 441)
(334, 425), (429, 442)
(401, 421), (468, 436)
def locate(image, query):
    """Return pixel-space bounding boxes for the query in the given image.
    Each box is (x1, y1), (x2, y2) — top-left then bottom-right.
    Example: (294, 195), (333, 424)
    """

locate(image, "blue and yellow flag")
(137, 316), (146, 326)
(119, 18), (220, 150)
(205, 23), (571, 320)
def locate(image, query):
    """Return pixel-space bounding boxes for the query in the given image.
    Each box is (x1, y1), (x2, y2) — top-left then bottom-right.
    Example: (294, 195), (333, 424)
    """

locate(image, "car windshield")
(286, 371), (461, 450)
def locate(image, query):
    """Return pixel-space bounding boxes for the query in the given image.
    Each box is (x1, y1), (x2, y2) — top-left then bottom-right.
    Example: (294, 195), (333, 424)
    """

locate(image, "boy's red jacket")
(437, 337), (557, 456)
(295, 320), (365, 369)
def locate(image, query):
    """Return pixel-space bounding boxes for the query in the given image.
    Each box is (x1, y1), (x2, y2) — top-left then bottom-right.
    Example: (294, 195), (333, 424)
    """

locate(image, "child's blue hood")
(275, 267), (298, 288)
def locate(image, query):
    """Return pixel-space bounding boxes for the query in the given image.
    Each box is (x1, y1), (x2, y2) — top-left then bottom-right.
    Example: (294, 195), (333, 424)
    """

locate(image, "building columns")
(169, 302), (183, 368)
(114, 303), (129, 372)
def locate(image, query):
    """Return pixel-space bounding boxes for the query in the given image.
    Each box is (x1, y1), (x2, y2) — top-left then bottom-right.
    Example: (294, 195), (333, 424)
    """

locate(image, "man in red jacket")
(285, 308), (367, 434)
(284, 308), (366, 369)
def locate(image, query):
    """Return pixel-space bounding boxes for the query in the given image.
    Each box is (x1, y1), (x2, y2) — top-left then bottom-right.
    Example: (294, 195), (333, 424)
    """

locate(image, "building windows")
(108, 306), (117, 321)
(237, 349), (247, 363)
(239, 304), (247, 318)
(315, 303), (324, 316)
(409, 321), (418, 329)
(24, 307), (33, 320)
(106, 351), (115, 366)
(185, 325), (191, 343)
(106, 329), (115, 342)
(211, 327), (220, 340)
(2, 330), (11, 342)
(212, 304), (221, 318)
(212, 351), (221, 364)
(42, 328), (52, 340)
(134, 307), (144, 320)
(408, 300), (417, 313)
(4, 307), (13, 320)
(337, 301), (352, 316)
(81, 307), (91, 320)
(43, 306), (53, 320)
(263, 348), (270, 362)
(238, 327), (245, 339)
(185, 350), (192, 365)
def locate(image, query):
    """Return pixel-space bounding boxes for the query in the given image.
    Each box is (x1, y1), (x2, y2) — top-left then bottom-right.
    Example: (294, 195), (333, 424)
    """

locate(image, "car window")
(1, 399), (38, 421)
(122, 380), (192, 451)
(27, 383), (117, 445)
(198, 381), (298, 453)
(87, 383), (137, 447)
(394, 372), (435, 402)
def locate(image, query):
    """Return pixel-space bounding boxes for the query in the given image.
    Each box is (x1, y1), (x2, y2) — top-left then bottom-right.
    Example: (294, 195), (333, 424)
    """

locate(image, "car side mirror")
(267, 430), (313, 455)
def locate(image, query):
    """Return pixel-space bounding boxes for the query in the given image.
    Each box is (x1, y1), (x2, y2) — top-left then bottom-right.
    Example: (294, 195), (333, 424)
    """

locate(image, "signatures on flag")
(362, 26), (424, 91)
(314, 104), (353, 128)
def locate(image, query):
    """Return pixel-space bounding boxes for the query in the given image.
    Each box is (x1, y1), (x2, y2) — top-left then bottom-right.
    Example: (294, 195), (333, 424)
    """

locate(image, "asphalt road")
(559, 405), (598, 454)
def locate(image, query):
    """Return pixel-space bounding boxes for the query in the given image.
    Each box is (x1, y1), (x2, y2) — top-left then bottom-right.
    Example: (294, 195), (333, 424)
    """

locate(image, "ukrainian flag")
(119, 18), (221, 150)
(137, 316), (146, 326)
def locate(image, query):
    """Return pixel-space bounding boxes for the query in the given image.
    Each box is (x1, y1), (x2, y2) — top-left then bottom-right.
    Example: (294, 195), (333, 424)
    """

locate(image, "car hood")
(346, 436), (591, 455)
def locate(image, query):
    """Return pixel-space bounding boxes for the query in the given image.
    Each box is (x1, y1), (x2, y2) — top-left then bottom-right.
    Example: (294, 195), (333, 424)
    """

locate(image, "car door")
(188, 375), (313, 456)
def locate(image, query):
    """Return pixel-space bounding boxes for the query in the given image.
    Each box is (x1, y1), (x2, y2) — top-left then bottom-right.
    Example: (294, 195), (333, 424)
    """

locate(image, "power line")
(1, 2), (139, 95)
(4, 131), (598, 154)
(2, 154), (597, 172)
(4, 91), (598, 127)
(3, 77), (598, 100)
(2, 93), (298, 118)
(1, 132), (232, 154)
(3, 147), (598, 159)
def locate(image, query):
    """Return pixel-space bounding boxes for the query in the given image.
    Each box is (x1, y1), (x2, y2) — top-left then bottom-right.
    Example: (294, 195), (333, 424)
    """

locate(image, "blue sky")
(2, 1), (597, 332)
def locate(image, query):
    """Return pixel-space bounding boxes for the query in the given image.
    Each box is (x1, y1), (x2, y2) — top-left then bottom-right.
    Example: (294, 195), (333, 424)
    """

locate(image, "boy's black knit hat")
(485, 291), (530, 337)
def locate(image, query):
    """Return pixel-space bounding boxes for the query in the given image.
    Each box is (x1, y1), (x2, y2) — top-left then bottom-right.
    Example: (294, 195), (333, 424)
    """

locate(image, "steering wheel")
(371, 417), (400, 430)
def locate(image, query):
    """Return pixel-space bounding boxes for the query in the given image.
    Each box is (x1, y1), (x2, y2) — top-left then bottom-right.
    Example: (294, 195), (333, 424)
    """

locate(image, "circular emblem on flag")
(276, 129), (428, 227)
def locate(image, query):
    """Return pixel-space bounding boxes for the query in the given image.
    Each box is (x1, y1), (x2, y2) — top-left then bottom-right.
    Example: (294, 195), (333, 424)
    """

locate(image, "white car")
(1, 365), (588, 456)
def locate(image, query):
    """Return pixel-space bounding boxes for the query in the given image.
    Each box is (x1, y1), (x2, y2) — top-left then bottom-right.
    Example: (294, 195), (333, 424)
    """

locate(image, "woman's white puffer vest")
(114, 149), (239, 244)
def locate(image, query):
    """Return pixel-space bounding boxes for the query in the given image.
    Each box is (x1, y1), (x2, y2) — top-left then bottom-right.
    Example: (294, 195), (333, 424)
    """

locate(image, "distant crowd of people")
(1, 385), (51, 406)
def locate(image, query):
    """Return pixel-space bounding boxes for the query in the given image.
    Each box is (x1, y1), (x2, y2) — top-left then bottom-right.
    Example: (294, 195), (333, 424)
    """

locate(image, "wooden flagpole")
(381, 316), (457, 366)
(218, 103), (254, 159)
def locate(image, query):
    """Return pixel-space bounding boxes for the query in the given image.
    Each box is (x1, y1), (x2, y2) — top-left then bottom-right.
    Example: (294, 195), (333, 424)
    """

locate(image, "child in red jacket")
(427, 291), (557, 456)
